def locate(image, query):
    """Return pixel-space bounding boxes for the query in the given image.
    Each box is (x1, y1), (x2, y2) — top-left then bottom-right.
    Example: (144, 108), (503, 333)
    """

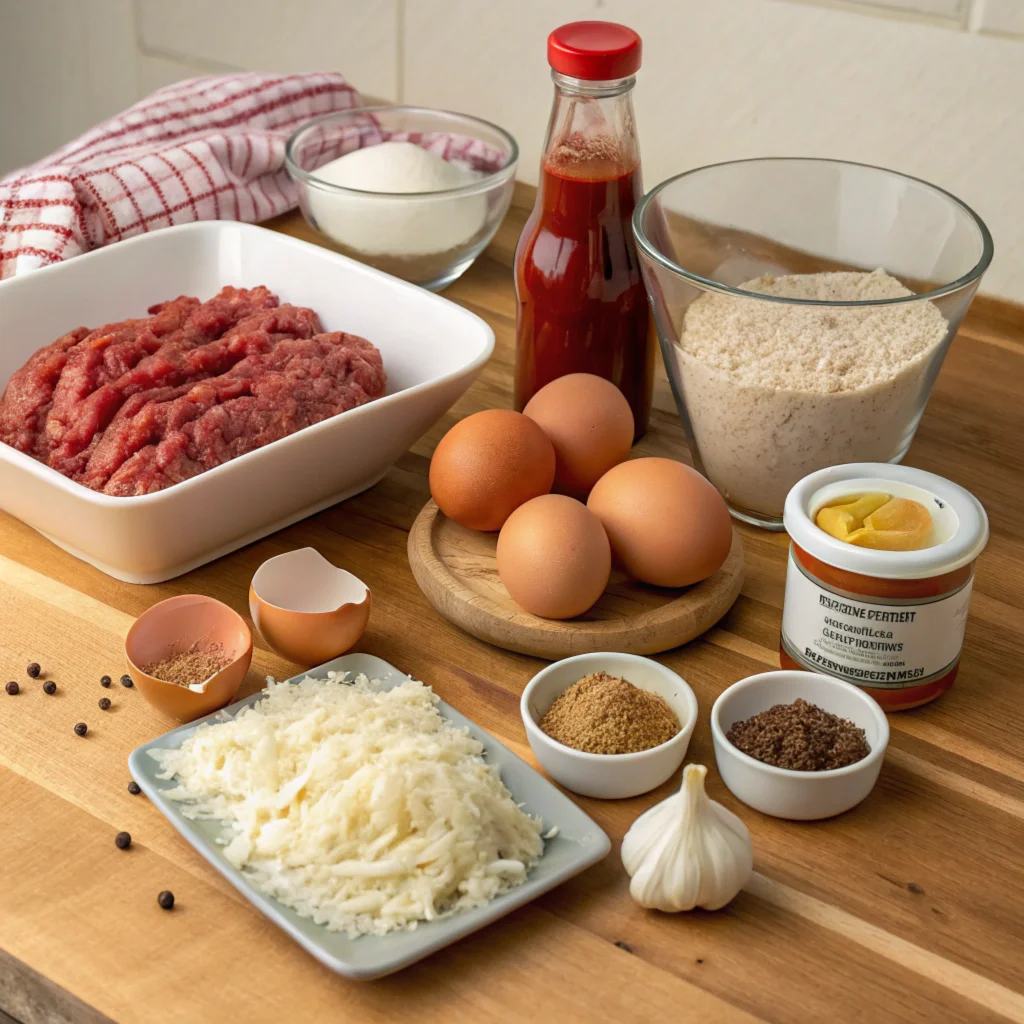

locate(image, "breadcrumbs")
(670, 269), (948, 516)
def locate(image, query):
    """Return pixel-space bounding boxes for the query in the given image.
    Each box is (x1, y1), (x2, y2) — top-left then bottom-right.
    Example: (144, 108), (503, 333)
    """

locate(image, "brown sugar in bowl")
(125, 594), (253, 722)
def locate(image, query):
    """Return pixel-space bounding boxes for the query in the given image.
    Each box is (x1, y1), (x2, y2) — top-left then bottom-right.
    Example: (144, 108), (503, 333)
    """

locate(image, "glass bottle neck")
(542, 70), (639, 179)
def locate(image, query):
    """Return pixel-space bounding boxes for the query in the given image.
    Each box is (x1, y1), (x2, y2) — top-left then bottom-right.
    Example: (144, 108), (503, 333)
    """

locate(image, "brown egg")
(523, 373), (634, 498)
(587, 458), (732, 587)
(497, 494), (611, 619)
(429, 409), (556, 531)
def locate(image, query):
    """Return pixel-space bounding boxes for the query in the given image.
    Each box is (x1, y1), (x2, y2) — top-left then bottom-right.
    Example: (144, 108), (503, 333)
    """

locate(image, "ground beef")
(102, 333), (385, 496)
(0, 287), (386, 496)
(55, 303), (322, 480)
(0, 324), (91, 454)
(45, 286), (278, 472)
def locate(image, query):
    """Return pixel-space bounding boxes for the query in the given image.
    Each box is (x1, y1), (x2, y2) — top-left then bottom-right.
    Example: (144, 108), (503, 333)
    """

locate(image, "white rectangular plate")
(128, 652), (611, 980)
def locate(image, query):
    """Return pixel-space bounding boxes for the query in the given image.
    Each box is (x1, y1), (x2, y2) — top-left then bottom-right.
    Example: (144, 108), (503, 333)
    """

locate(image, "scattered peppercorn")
(43, 680), (57, 695)
(99, 697), (111, 710)
(5, 681), (19, 696)
(100, 675), (112, 688)
(115, 831), (132, 850)
(158, 890), (175, 910)
(127, 780), (141, 795)
(26, 662), (40, 678)
(120, 674), (134, 688)
(73, 722), (88, 737)
(726, 698), (870, 772)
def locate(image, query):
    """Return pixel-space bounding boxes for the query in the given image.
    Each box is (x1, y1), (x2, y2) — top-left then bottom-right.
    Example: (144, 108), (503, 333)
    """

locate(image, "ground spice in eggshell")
(539, 671), (680, 755)
(726, 698), (869, 771)
(143, 643), (230, 688)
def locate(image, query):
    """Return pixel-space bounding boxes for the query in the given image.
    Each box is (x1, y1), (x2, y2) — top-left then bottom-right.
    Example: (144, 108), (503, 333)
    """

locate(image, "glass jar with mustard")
(781, 463), (989, 710)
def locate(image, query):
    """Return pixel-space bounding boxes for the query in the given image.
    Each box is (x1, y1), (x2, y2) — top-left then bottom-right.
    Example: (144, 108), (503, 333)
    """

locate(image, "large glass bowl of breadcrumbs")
(633, 157), (993, 530)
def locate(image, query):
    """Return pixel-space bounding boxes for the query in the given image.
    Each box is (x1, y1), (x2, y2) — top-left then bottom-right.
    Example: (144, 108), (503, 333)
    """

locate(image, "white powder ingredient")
(671, 270), (948, 517)
(149, 672), (544, 939)
(307, 141), (487, 258)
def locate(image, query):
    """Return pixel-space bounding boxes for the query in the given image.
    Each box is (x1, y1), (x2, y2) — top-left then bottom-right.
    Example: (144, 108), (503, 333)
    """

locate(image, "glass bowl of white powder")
(633, 157), (993, 529)
(286, 107), (518, 291)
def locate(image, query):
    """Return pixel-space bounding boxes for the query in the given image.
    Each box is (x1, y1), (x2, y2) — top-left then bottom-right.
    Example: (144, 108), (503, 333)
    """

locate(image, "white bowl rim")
(632, 156), (994, 307)
(520, 653), (699, 763)
(285, 105), (520, 199)
(710, 669), (890, 780)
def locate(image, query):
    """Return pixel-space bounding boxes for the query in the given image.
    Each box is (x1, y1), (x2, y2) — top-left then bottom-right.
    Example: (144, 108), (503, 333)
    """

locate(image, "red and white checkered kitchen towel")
(0, 72), (362, 279)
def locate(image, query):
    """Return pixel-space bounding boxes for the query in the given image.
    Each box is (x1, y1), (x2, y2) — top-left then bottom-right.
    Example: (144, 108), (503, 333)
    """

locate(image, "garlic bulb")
(621, 763), (753, 912)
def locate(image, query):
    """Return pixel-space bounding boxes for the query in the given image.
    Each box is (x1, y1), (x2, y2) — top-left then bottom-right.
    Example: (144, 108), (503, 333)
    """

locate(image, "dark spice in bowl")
(727, 698), (869, 771)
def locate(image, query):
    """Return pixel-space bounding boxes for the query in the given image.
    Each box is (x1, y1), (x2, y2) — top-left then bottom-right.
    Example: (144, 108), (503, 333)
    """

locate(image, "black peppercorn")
(99, 697), (111, 710)
(43, 680), (56, 695)
(115, 831), (131, 850)
(127, 780), (141, 795)
(120, 674), (134, 688)
(5, 681), (18, 696)
(100, 675), (112, 688)
(157, 890), (175, 910)
(73, 722), (88, 737)
(26, 662), (40, 678)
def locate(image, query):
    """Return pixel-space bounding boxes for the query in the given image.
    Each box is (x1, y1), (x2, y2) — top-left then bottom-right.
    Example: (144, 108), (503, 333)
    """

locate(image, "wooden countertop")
(2, 196), (1023, 1024)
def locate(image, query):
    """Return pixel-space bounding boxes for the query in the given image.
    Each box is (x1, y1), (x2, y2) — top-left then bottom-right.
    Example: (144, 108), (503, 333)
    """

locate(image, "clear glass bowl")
(633, 158), (993, 530)
(286, 106), (518, 291)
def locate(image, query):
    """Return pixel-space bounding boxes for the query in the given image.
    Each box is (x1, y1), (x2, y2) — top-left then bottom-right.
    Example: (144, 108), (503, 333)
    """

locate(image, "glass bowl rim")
(632, 156), (994, 307)
(284, 105), (520, 199)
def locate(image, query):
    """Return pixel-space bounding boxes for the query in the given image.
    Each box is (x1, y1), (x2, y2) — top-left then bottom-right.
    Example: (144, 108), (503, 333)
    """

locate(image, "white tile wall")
(0, 0), (137, 172)
(838, 0), (967, 21)
(970, 0), (1024, 36)
(0, 0), (1022, 300)
(135, 0), (400, 100)
(135, 54), (228, 97)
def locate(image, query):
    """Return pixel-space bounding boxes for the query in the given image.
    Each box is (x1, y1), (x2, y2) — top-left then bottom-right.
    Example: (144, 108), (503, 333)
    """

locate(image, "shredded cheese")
(150, 673), (544, 938)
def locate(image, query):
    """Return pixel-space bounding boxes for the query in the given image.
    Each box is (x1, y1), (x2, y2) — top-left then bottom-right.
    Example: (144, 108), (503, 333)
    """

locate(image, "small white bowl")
(520, 653), (698, 799)
(711, 670), (889, 820)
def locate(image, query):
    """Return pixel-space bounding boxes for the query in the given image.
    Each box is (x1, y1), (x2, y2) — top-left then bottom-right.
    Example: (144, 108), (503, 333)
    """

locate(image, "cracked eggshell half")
(249, 547), (371, 665)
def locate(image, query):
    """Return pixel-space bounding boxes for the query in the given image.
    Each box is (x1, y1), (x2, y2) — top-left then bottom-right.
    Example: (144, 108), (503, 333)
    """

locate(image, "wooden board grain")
(0, 194), (1022, 1024)
(408, 499), (745, 658)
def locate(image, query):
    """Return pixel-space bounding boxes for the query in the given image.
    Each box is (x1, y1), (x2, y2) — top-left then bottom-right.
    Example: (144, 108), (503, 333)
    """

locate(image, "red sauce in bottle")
(514, 156), (654, 437)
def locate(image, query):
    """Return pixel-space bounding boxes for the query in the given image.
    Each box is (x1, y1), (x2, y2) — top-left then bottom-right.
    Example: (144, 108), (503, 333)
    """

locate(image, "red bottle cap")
(547, 22), (642, 81)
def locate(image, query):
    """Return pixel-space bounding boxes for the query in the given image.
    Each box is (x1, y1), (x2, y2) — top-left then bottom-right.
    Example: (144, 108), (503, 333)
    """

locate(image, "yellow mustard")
(815, 492), (934, 551)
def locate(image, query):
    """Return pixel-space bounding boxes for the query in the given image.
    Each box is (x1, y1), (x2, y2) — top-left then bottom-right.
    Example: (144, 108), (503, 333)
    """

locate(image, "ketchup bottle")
(514, 22), (654, 438)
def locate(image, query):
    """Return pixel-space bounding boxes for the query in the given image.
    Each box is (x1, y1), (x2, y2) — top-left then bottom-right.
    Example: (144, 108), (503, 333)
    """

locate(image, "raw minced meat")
(0, 286), (386, 496)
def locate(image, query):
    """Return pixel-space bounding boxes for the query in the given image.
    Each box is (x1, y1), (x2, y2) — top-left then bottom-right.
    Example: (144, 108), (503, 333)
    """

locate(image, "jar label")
(781, 552), (973, 689)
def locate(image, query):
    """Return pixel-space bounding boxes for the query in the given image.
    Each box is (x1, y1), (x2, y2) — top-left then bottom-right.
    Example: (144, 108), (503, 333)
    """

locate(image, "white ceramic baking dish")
(0, 222), (493, 583)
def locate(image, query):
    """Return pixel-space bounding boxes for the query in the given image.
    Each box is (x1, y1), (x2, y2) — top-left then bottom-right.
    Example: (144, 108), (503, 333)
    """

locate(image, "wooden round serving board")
(407, 500), (745, 659)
